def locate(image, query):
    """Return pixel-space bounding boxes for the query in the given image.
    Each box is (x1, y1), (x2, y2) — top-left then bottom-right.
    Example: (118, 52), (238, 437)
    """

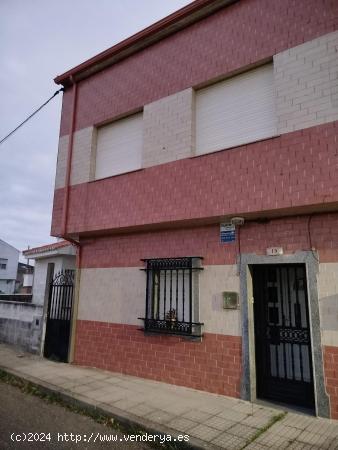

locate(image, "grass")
(240, 411), (287, 449)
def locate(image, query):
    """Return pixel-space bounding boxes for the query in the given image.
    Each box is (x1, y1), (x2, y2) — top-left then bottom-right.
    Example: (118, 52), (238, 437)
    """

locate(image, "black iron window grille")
(139, 257), (204, 337)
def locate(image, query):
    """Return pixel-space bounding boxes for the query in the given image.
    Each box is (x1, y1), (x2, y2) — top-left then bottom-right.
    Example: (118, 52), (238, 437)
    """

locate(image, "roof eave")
(54, 0), (237, 87)
(22, 241), (71, 257)
(23, 246), (76, 260)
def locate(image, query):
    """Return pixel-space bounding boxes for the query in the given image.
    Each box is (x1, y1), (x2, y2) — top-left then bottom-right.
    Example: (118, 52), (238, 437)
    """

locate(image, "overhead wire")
(0, 87), (64, 146)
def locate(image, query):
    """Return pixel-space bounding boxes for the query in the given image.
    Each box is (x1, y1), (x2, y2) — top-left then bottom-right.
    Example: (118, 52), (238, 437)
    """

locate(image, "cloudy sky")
(0, 0), (191, 258)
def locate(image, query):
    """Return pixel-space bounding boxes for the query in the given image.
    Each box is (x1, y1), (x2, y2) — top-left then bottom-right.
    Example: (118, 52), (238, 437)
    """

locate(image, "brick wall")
(142, 88), (194, 168)
(72, 215), (338, 414)
(56, 30), (338, 189)
(77, 265), (241, 336)
(70, 127), (96, 185)
(51, 121), (338, 236)
(274, 30), (338, 134)
(55, 134), (68, 189)
(55, 31), (338, 190)
(324, 346), (338, 419)
(241, 214), (338, 263)
(79, 225), (235, 268)
(59, 0), (338, 137)
(318, 263), (338, 347)
(74, 320), (242, 397)
(77, 213), (338, 269)
(55, 127), (96, 189)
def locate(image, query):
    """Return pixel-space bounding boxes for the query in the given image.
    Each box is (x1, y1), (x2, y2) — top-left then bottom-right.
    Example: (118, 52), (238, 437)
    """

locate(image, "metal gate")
(252, 264), (315, 409)
(44, 270), (75, 362)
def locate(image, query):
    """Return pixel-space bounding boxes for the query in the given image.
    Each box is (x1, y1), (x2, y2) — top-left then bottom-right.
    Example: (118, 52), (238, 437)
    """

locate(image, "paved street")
(0, 382), (150, 450)
(1, 343), (338, 449)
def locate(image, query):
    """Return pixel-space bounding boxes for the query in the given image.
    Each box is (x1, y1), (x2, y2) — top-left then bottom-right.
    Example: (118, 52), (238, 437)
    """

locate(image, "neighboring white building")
(22, 241), (76, 355)
(0, 240), (76, 355)
(23, 241), (76, 308)
(0, 239), (19, 294)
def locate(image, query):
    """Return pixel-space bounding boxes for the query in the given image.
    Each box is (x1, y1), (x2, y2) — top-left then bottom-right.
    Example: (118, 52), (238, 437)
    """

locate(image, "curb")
(0, 364), (221, 450)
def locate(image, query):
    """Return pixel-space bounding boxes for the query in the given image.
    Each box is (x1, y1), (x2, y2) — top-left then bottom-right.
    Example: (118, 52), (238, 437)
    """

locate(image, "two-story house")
(0, 239), (20, 294)
(51, 0), (338, 419)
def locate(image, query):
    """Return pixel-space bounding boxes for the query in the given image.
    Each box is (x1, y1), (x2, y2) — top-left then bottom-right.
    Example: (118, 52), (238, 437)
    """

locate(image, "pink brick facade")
(75, 321), (242, 398)
(76, 214), (338, 269)
(73, 213), (338, 415)
(51, 0), (338, 419)
(59, 0), (338, 137)
(324, 346), (338, 419)
(72, 213), (338, 417)
(52, 121), (338, 237)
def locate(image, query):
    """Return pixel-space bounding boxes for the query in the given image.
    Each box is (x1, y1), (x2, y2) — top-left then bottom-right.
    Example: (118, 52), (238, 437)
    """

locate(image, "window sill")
(138, 318), (203, 339)
(139, 329), (203, 341)
(89, 167), (144, 183)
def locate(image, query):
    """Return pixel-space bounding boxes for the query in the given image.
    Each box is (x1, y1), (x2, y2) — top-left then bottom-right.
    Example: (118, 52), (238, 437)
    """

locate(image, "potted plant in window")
(165, 308), (177, 330)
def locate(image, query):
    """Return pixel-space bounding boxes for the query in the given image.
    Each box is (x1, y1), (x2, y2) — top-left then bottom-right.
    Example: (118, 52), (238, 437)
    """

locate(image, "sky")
(0, 0), (191, 259)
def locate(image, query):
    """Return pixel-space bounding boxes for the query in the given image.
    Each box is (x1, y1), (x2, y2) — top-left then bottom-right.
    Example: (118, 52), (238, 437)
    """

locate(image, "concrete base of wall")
(0, 302), (43, 354)
(0, 317), (42, 353)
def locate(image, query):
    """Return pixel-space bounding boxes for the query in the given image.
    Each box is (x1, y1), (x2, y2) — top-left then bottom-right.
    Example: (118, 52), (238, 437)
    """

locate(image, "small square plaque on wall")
(222, 291), (239, 309)
(266, 247), (283, 256)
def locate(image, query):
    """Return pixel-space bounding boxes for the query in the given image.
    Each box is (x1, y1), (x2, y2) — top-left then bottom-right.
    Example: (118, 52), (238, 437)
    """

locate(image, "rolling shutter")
(195, 64), (276, 155)
(95, 112), (143, 180)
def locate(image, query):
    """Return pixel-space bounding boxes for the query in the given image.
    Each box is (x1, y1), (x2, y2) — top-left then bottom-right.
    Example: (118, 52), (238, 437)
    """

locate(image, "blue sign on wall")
(220, 223), (236, 243)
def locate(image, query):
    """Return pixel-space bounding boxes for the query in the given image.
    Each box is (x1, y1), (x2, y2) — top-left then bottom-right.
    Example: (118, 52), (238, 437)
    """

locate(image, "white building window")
(95, 112), (143, 180)
(0, 258), (7, 270)
(195, 64), (277, 155)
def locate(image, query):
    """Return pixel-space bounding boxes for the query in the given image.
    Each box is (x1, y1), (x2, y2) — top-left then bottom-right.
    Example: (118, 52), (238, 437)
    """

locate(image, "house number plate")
(266, 247), (283, 256)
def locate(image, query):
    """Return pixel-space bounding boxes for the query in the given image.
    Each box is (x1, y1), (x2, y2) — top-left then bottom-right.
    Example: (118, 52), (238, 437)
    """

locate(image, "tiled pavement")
(0, 343), (337, 449)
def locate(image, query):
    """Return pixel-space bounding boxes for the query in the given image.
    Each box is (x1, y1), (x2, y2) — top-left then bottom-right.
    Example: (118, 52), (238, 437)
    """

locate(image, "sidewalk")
(0, 343), (337, 449)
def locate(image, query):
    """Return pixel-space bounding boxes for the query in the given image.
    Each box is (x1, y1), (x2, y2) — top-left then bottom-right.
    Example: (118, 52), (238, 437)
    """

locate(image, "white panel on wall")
(195, 64), (277, 155)
(95, 113), (143, 179)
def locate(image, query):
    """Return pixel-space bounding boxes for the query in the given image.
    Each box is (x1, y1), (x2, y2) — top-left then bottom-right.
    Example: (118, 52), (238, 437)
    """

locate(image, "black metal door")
(44, 270), (74, 362)
(253, 264), (315, 409)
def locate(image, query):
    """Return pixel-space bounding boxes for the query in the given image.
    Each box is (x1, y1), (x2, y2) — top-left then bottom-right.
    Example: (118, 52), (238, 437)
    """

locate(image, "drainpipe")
(67, 238), (82, 363)
(61, 76), (77, 238)
(60, 76), (80, 363)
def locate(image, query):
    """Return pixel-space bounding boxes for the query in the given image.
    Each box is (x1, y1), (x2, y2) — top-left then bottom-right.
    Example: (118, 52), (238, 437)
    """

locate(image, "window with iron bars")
(139, 257), (204, 337)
